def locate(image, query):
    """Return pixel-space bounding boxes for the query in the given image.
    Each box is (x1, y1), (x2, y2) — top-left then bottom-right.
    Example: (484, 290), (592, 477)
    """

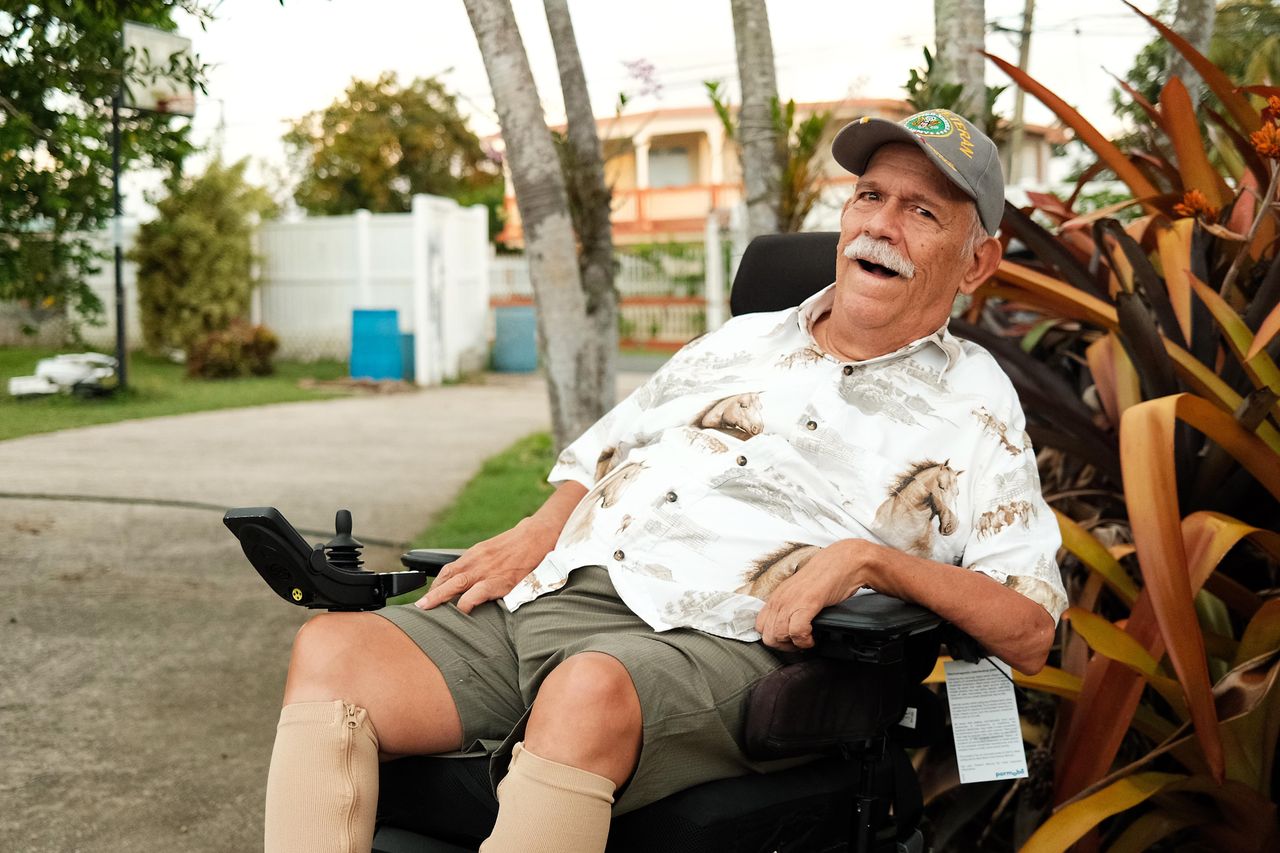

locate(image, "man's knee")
(528, 653), (642, 753)
(539, 653), (640, 721)
(526, 653), (642, 787)
(290, 612), (359, 669)
(282, 611), (465, 755)
(284, 612), (393, 704)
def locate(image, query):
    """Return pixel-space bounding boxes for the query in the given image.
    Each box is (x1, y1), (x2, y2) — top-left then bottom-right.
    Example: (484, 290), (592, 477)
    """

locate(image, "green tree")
(0, 2), (209, 325)
(1115, 0), (1279, 123)
(283, 72), (501, 218)
(704, 82), (834, 233)
(904, 47), (1006, 143)
(130, 157), (274, 356)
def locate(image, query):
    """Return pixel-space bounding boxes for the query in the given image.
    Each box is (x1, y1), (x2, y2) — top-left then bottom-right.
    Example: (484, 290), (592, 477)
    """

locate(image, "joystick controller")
(224, 506), (431, 611)
(324, 510), (364, 571)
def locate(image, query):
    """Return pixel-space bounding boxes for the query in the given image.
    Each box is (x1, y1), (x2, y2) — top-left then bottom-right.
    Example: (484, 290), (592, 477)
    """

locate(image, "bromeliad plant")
(919, 4), (1280, 850)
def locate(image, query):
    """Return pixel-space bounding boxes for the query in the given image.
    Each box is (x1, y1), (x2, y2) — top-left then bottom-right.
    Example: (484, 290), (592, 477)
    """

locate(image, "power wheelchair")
(227, 232), (982, 853)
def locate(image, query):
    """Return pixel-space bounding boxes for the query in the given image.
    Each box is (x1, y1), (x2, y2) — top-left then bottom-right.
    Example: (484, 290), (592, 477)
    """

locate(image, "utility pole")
(1006, 0), (1035, 185)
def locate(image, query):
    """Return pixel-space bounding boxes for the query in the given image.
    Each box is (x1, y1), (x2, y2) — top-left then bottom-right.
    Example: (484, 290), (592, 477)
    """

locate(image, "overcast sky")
(143, 0), (1164, 210)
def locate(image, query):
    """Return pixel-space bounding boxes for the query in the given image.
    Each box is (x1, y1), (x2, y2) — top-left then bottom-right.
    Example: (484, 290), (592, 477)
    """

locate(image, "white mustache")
(843, 235), (916, 280)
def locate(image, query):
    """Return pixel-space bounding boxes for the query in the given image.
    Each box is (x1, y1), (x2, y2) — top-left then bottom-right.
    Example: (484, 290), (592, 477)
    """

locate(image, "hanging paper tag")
(944, 658), (1028, 784)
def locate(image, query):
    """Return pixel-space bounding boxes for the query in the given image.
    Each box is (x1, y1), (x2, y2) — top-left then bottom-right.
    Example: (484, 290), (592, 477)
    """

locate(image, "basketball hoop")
(153, 93), (197, 117)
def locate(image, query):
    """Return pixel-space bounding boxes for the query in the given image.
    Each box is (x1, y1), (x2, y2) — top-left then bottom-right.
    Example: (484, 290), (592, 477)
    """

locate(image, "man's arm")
(417, 480), (589, 613)
(756, 538), (1055, 674)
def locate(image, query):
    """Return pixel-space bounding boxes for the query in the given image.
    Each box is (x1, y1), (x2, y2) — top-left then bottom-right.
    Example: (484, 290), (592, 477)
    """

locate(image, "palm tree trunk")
(730, 0), (782, 241)
(463, 0), (598, 450)
(543, 0), (617, 415)
(933, 0), (986, 120)
(1170, 0), (1215, 105)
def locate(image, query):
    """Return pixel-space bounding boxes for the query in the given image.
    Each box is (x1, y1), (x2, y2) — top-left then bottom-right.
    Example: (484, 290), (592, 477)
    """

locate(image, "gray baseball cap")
(831, 108), (1005, 235)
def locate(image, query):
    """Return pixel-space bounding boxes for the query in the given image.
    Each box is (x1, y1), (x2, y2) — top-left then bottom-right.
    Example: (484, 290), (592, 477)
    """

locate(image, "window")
(648, 146), (693, 187)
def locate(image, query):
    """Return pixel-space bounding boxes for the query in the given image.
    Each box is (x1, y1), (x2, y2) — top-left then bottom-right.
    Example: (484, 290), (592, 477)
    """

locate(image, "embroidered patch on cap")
(904, 111), (954, 137)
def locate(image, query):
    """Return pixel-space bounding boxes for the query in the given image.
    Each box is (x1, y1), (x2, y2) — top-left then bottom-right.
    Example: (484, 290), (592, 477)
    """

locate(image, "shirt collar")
(790, 283), (963, 372)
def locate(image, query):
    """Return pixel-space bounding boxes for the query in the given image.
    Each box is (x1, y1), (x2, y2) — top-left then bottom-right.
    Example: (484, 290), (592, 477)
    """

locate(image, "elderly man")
(263, 108), (1066, 853)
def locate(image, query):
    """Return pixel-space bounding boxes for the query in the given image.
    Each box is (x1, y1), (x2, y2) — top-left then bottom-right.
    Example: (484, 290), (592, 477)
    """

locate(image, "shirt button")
(665, 491), (678, 502)
(806, 420), (818, 431)
(613, 549), (625, 561)
(736, 455), (747, 466)
(842, 365), (854, 376)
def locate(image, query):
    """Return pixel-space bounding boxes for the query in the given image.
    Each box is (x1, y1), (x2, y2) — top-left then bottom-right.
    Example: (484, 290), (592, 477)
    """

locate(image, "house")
(493, 99), (1067, 247)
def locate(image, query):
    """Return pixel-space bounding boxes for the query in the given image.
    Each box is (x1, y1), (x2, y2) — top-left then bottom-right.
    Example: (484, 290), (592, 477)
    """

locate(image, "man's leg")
(265, 611), (465, 853)
(480, 652), (641, 853)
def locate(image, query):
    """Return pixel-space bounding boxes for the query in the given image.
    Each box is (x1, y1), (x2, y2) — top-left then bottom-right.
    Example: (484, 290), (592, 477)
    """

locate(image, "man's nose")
(862, 203), (903, 243)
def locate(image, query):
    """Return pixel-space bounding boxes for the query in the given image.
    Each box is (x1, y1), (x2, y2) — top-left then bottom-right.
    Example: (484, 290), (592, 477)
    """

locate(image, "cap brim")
(831, 118), (928, 177)
(831, 117), (982, 222)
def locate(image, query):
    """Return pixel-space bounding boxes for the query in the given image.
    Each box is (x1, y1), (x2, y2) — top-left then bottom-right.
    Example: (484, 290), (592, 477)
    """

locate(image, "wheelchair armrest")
(225, 507), (430, 611)
(400, 549), (465, 573)
(811, 592), (944, 665)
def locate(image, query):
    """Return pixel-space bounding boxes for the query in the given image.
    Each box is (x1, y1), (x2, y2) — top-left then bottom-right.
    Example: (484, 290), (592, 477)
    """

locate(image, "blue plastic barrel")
(492, 305), (538, 372)
(399, 333), (415, 384)
(350, 309), (403, 380)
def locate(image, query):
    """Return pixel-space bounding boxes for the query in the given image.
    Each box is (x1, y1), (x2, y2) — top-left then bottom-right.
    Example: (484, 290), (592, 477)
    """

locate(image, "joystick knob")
(324, 509), (364, 571)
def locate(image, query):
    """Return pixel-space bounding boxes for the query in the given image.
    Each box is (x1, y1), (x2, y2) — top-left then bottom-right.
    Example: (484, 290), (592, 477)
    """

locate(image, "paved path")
(0, 373), (642, 852)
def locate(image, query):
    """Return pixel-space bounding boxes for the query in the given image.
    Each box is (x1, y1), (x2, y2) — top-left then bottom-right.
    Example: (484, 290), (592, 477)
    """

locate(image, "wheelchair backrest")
(729, 231), (839, 317)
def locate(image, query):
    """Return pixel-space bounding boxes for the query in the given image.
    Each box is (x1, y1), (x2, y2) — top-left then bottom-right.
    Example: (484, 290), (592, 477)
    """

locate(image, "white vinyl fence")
(63, 195), (489, 386)
(17, 200), (740, 367)
(488, 210), (744, 346)
(257, 195), (490, 384)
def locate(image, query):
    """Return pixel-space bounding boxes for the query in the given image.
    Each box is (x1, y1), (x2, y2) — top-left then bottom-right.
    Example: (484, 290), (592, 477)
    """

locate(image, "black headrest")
(729, 232), (839, 317)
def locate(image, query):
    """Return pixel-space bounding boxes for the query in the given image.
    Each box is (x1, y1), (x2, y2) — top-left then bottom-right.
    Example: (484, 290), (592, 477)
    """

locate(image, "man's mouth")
(855, 258), (900, 279)
(842, 236), (915, 280)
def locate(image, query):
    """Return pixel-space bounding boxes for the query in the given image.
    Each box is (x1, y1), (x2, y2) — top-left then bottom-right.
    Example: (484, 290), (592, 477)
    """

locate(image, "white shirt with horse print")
(503, 284), (1068, 642)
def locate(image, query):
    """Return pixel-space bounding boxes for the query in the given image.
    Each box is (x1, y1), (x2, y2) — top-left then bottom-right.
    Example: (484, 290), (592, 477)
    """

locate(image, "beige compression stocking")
(264, 700), (380, 853)
(480, 742), (616, 853)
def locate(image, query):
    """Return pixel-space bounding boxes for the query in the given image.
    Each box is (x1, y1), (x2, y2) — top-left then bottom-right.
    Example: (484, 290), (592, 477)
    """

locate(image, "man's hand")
(416, 515), (562, 613)
(756, 539), (871, 651)
(415, 479), (587, 614)
(757, 536), (1056, 673)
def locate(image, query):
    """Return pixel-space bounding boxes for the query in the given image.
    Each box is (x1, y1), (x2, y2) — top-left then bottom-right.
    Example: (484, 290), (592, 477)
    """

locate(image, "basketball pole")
(111, 87), (128, 392)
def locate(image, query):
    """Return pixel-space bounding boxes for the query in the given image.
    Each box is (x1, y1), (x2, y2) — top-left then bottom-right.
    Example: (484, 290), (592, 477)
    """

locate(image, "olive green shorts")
(375, 566), (796, 814)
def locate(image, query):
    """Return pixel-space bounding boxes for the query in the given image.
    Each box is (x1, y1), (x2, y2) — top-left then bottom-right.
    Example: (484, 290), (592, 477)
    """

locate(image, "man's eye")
(916, 207), (935, 219)
(858, 191), (879, 202)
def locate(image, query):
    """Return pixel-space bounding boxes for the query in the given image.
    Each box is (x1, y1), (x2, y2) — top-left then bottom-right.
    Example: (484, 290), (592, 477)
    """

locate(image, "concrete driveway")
(0, 374), (564, 852)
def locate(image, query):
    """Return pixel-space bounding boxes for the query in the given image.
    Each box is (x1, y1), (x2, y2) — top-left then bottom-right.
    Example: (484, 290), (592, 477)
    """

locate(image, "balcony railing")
(499, 176), (856, 245)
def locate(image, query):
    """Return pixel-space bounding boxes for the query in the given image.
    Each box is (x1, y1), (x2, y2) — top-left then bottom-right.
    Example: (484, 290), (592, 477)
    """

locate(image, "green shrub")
(185, 320), (279, 379)
(130, 157), (275, 357)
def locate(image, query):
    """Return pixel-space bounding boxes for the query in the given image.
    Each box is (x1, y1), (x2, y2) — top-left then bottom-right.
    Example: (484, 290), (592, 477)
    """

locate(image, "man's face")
(833, 143), (985, 344)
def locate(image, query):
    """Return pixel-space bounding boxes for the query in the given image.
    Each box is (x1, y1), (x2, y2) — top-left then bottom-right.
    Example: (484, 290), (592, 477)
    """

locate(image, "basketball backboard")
(121, 21), (196, 117)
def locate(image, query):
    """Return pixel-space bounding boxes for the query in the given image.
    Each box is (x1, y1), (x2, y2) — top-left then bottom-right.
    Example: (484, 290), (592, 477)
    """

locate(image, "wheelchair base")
(372, 826), (925, 853)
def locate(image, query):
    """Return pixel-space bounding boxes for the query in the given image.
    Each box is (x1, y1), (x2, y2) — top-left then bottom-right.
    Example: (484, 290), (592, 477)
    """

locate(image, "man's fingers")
(756, 600), (782, 643)
(417, 572), (470, 609)
(456, 580), (501, 614)
(433, 553), (475, 586)
(787, 608), (816, 649)
(762, 606), (794, 650)
(756, 592), (819, 651)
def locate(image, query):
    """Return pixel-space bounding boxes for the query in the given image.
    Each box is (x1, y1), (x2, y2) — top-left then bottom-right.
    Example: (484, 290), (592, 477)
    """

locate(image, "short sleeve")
(961, 389), (1068, 624)
(547, 391), (645, 489)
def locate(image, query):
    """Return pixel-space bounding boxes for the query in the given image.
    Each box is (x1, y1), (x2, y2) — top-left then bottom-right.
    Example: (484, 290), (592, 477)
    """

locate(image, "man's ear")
(958, 236), (1002, 296)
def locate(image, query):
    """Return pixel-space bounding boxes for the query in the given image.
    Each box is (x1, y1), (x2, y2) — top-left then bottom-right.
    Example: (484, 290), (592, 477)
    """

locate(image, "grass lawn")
(410, 431), (556, 549)
(0, 346), (347, 442)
